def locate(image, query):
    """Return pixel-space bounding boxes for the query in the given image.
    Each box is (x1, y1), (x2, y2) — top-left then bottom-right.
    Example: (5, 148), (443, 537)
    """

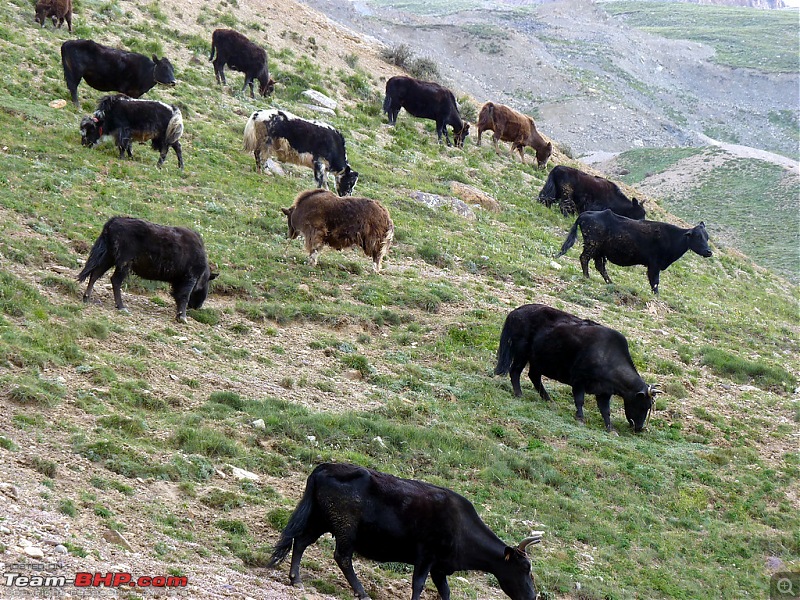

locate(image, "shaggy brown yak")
(281, 189), (394, 273)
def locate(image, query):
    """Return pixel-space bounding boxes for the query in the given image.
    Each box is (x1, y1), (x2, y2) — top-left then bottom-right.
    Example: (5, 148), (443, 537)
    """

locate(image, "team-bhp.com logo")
(4, 571), (188, 590)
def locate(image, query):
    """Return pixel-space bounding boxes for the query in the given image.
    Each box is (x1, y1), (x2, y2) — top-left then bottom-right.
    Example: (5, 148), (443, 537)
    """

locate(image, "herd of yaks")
(29, 9), (722, 598)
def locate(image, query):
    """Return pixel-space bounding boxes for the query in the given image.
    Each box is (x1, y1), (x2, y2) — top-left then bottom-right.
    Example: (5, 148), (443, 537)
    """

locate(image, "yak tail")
(494, 316), (514, 376)
(382, 93), (392, 115)
(209, 36), (216, 61)
(267, 472), (317, 567)
(76, 230), (109, 283)
(557, 216), (582, 258)
(242, 112), (262, 153)
(165, 110), (184, 146)
(486, 101), (495, 122)
(538, 170), (557, 206)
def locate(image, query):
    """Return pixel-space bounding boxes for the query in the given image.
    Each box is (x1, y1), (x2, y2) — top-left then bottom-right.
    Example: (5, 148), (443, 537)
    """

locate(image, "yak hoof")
(117, 307), (131, 315)
(576, 416), (585, 425)
(176, 315), (188, 324)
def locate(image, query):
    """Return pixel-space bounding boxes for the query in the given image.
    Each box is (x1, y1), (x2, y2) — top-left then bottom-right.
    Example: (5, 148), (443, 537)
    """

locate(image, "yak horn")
(518, 532), (544, 552)
(648, 385), (663, 398)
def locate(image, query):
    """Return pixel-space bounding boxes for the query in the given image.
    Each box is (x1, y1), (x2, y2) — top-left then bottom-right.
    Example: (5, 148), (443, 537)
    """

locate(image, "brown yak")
(476, 102), (552, 168)
(281, 189), (394, 273)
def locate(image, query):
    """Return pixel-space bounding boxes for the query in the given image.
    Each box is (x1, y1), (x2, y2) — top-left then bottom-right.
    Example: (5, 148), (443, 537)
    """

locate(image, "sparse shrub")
(173, 426), (240, 458)
(0, 436), (17, 451)
(201, 488), (245, 511)
(457, 95), (477, 123)
(30, 457), (58, 478)
(344, 53), (359, 68)
(97, 415), (147, 436)
(380, 43), (413, 68)
(208, 391), (244, 410)
(408, 57), (439, 81)
(215, 519), (248, 535)
(59, 499), (77, 517)
(341, 354), (373, 377)
(266, 507), (292, 531)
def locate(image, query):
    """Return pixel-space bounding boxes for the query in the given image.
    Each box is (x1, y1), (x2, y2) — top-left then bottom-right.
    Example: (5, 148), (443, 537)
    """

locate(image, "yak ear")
(209, 273), (219, 281)
(503, 546), (514, 561)
(699, 221), (705, 227)
(281, 207), (291, 216)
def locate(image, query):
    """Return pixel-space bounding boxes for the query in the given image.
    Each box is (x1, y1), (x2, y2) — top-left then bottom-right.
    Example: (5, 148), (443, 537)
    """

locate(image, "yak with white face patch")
(243, 109), (358, 196)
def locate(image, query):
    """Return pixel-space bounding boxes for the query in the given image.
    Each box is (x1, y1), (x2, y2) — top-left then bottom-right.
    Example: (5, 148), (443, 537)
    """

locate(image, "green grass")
(603, 2), (800, 73)
(0, 0), (797, 598)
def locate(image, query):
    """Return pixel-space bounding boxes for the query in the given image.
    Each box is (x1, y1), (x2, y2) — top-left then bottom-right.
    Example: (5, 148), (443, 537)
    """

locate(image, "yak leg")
(157, 145), (169, 168)
(213, 61), (226, 85)
(579, 247), (593, 279)
(253, 149), (263, 173)
(573, 387), (587, 424)
(476, 126), (483, 146)
(596, 394), (615, 432)
(171, 141), (184, 169)
(171, 278), (197, 323)
(410, 563), (434, 600)
(508, 355), (528, 397)
(491, 128), (502, 153)
(437, 120), (452, 146)
(312, 159), (327, 189)
(529, 371), (552, 402)
(515, 143), (526, 163)
(647, 264), (661, 294)
(243, 76), (255, 99)
(82, 261), (114, 304)
(333, 543), (370, 600)
(109, 266), (130, 312)
(595, 255), (612, 284)
(305, 232), (323, 266)
(287, 528), (325, 588)
(429, 570), (451, 600)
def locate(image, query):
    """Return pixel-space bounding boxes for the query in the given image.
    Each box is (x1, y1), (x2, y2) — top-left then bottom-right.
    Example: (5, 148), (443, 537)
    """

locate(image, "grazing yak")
(557, 209), (713, 294)
(80, 94), (184, 168)
(496, 303), (660, 433)
(243, 109), (358, 196)
(61, 39), (176, 107)
(538, 165), (645, 219)
(268, 462), (544, 600)
(383, 75), (470, 147)
(281, 189), (394, 273)
(476, 102), (552, 168)
(209, 28), (275, 98)
(34, 0), (72, 32)
(77, 217), (217, 323)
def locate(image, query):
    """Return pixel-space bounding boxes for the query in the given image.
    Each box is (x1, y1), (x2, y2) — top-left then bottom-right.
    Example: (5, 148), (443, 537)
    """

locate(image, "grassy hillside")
(0, 0), (798, 599)
(602, 1), (799, 73)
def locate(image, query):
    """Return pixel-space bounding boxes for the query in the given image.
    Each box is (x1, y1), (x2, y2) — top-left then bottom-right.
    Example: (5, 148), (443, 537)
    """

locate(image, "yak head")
(453, 122), (470, 148)
(257, 68), (276, 97)
(281, 206), (299, 239)
(625, 384), (661, 433)
(153, 56), (177, 87)
(688, 222), (713, 258)
(335, 166), (359, 197)
(187, 270), (218, 310)
(535, 141), (553, 170)
(80, 114), (105, 147)
(34, 1), (50, 27)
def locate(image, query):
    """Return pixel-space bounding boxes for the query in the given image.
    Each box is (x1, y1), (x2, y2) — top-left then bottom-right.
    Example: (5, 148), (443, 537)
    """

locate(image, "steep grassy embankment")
(0, 0), (797, 598)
